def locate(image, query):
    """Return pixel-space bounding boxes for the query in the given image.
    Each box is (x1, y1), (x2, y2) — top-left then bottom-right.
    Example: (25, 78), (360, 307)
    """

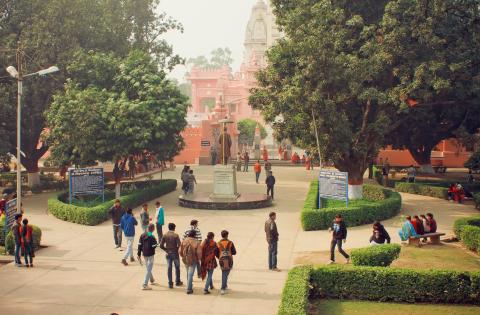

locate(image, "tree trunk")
(23, 157), (40, 187)
(337, 162), (367, 200)
(115, 182), (121, 199)
(408, 145), (434, 174)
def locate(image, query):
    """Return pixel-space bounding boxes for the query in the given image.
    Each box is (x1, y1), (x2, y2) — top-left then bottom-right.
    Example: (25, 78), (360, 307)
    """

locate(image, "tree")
(0, 0), (183, 186)
(188, 47), (234, 69)
(381, 0), (480, 172)
(237, 119), (268, 146)
(46, 50), (188, 191)
(251, 0), (393, 199)
(464, 150), (480, 172)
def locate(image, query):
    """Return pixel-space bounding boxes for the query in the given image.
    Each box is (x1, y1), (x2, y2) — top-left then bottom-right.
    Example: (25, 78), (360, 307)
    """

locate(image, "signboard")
(69, 167), (104, 204)
(318, 170), (348, 207)
(201, 140), (211, 147)
(1, 198), (17, 249)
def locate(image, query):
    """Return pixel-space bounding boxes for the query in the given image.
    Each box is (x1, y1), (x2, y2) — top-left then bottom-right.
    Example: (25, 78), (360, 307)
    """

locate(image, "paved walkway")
(0, 166), (478, 315)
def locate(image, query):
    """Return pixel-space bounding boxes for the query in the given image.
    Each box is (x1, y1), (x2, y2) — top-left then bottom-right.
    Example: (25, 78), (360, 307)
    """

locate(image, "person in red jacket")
(20, 218), (34, 267)
(412, 215), (425, 235)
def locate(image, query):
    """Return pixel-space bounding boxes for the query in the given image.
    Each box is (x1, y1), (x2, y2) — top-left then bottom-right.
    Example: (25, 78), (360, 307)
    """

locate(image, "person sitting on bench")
(426, 213), (437, 233)
(398, 216), (418, 241)
(412, 215), (425, 235)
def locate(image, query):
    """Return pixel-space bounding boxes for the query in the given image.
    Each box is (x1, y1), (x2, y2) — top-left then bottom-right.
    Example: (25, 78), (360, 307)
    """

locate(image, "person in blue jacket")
(121, 207), (138, 266)
(398, 215), (418, 241)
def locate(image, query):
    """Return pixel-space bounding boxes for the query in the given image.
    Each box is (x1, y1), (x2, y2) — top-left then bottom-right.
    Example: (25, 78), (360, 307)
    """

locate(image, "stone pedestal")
(211, 164), (239, 200)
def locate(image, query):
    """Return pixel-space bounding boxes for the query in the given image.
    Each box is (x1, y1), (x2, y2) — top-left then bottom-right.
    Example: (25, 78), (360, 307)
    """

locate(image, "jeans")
(267, 186), (274, 200)
(143, 256), (155, 287)
(113, 225), (122, 247)
(166, 253), (181, 284)
(204, 269), (214, 291)
(124, 236), (134, 260)
(24, 242), (33, 265)
(268, 241), (278, 269)
(186, 262), (197, 292)
(156, 224), (163, 241)
(14, 242), (21, 264)
(330, 239), (349, 261)
(243, 163), (249, 172)
(255, 172), (260, 183)
(221, 270), (230, 290)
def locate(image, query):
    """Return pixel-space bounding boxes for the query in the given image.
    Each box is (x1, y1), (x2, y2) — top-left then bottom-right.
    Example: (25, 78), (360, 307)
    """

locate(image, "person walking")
(128, 155), (136, 179)
(200, 232), (218, 294)
(139, 203), (150, 233)
(181, 165), (190, 194)
(137, 224), (157, 290)
(266, 171), (276, 200)
(155, 201), (165, 240)
(180, 229), (202, 294)
(264, 159), (272, 175)
(187, 170), (197, 194)
(254, 160), (262, 184)
(265, 212), (280, 271)
(12, 213), (23, 267)
(183, 220), (202, 278)
(236, 152), (242, 171)
(216, 230), (237, 295)
(20, 218), (34, 267)
(243, 152), (250, 172)
(329, 215), (350, 264)
(108, 199), (125, 249)
(120, 208), (138, 266)
(160, 223), (183, 288)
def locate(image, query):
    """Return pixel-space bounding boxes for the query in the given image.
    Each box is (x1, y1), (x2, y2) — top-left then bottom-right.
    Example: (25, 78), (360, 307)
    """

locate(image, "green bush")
(310, 265), (480, 304)
(350, 244), (401, 267)
(48, 179), (177, 225)
(278, 266), (312, 315)
(301, 183), (401, 231)
(373, 166), (383, 185)
(453, 216), (480, 238)
(460, 225), (480, 253)
(395, 182), (448, 199)
(4, 225), (42, 254)
(474, 192), (480, 209)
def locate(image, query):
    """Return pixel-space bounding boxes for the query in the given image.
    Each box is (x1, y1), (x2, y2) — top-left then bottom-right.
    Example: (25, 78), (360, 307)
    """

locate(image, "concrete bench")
(408, 232), (446, 247)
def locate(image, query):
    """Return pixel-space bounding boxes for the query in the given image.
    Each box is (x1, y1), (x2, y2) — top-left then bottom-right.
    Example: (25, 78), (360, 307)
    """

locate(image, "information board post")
(68, 167), (105, 205)
(3, 198), (17, 254)
(318, 170), (349, 208)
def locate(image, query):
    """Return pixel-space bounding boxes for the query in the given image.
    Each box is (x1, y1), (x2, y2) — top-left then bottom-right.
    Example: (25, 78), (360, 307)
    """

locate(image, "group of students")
(108, 199), (237, 295)
(399, 213), (437, 241)
(11, 213), (34, 267)
(447, 182), (474, 203)
(180, 165), (197, 194)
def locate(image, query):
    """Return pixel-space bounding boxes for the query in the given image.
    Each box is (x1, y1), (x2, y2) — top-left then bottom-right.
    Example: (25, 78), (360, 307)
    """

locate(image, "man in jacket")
(329, 215), (350, 264)
(108, 199), (125, 249)
(120, 208), (138, 266)
(265, 171), (276, 200)
(264, 212), (280, 271)
(183, 219), (202, 278)
(137, 224), (157, 290)
(180, 229), (202, 294)
(12, 213), (23, 267)
(160, 223), (183, 288)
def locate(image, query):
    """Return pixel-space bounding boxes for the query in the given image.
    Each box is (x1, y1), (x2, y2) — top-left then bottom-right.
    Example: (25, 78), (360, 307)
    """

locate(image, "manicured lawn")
(310, 300), (480, 315)
(295, 243), (480, 272)
(320, 198), (374, 208)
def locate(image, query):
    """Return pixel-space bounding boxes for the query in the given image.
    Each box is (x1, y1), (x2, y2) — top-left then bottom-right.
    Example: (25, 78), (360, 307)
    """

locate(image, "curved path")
(0, 166), (477, 315)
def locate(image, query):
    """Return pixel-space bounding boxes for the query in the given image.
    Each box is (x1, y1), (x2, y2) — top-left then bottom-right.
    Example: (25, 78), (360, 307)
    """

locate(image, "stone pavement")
(0, 166), (477, 315)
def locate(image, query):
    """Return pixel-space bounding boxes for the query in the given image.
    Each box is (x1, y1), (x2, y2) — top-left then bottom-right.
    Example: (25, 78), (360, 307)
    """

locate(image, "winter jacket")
(160, 231), (181, 255)
(12, 221), (21, 244)
(266, 175), (276, 187)
(264, 218), (279, 243)
(137, 232), (157, 257)
(120, 213), (138, 237)
(108, 205), (125, 225)
(331, 221), (347, 240)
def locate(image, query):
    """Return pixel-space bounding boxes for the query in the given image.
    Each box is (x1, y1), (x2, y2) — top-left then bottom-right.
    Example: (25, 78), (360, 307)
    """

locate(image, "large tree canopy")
(188, 47), (234, 69)
(237, 119), (268, 146)
(46, 50), (188, 167)
(0, 0), (182, 185)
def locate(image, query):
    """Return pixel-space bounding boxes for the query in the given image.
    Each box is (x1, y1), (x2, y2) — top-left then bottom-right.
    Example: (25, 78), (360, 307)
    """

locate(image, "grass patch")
(310, 300), (480, 315)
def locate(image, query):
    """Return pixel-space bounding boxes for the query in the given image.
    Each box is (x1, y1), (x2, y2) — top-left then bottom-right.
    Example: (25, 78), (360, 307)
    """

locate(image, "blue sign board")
(318, 170), (348, 207)
(2, 198), (17, 252)
(69, 167), (104, 204)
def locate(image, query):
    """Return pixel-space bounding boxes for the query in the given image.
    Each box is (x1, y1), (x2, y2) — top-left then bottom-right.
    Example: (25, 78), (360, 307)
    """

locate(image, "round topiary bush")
(350, 244), (401, 267)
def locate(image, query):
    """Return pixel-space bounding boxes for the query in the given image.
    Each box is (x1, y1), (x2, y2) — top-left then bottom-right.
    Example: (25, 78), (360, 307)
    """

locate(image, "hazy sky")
(159, 0), (259, 81)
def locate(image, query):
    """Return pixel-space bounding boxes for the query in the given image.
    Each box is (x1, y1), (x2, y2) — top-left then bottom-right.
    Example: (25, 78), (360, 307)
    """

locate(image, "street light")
(6, 63), (59, 210)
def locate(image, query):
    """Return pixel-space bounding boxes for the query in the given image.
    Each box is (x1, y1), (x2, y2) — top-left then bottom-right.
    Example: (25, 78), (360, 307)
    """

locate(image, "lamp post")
(6, 45), (59, 209)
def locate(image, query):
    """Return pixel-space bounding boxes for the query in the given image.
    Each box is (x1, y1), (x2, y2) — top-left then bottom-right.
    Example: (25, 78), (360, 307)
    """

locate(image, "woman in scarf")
(200, 232), (218, 294)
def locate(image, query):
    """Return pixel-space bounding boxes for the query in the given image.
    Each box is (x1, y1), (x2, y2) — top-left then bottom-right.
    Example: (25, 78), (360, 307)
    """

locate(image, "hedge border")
(350, 244), (401, 267)
(278, 265), (312, 315)
(48, 179), (177, 226)
(395, 182), (448, 199)
(454, 215), (480, 254)
(300, 183), (402, 231)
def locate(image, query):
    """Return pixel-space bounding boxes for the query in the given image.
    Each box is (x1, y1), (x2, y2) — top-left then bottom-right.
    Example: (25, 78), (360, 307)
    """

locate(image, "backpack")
(182, 240), (197, 266)
(218, 241), (233, 271)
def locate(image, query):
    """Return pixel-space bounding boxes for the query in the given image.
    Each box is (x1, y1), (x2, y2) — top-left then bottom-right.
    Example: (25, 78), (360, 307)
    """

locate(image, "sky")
(159, 0), (260, 82)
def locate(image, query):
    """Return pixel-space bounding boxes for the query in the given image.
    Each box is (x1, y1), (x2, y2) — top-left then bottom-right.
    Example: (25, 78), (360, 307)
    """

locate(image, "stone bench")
(408, 232), (446, 247)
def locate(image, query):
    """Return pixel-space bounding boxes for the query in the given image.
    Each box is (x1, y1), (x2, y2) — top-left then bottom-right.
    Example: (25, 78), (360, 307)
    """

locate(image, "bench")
(408, 232), (446, 247)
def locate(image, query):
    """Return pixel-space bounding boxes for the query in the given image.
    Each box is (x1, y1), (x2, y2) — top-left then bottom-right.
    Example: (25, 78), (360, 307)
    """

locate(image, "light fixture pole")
(6, 43), (59, 209)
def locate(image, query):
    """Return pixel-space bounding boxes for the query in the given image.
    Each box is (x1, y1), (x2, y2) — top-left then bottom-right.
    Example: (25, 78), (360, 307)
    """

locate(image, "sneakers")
(121, 259), (128, 266)
(130, 257), (135, 263)
(203, 290), (210, 295)
(220, 289), (226, 295)
(210, 285), (215, 290)
(176, 281), (184, 286)
(346, 258), (350, 264)
(168, 283), (174, 289)
(142, 286), (152, 290)
(150, 279), (156, 285)
(272, 267), (281, 272)
(329, 260), (335, 264)
(15, 263), (23, 267)
(186, 290), (193, 295)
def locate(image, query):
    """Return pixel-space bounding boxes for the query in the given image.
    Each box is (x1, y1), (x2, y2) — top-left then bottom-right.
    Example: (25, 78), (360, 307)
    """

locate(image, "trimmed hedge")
(460, 225), (480, 253)
(301, 183), (401, 231)
(453, 216), (480, 238)
(395, 182), (448, 199)
(5, 225), (42, 254)
(350, 244), (401, 267)
(278, 266), (312, 315)
(310, 265), (480, 304)
(48, 179), (177, 225)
